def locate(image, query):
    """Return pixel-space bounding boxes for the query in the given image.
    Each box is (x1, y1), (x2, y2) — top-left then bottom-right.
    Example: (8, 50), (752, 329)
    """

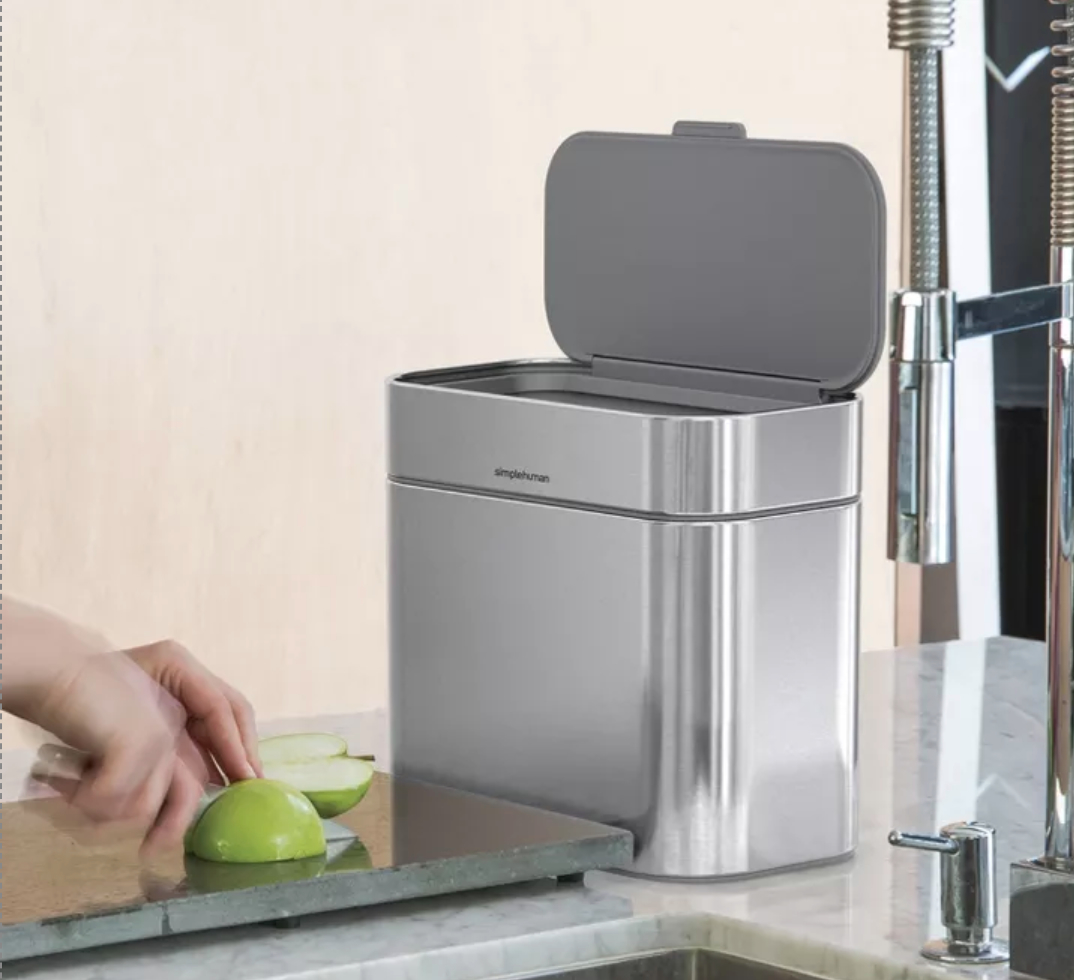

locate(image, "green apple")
(262, 757), (375, 819)
(184, 852), (327, 893)
(183, 784), (226, 854)
(186, 779), (327, 864)
(258, 732), (376, 819)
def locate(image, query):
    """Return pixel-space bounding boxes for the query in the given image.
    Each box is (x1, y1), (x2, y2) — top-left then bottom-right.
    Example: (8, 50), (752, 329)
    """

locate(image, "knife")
(29, 742), (359, 843)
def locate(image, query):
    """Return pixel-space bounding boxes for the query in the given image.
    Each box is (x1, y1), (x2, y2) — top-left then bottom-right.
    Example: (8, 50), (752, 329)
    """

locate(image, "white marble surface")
(4, 638), (1049, 980)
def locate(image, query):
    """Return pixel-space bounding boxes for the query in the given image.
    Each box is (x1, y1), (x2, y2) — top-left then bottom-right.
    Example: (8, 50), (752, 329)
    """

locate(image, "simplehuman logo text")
(494, 467), (551, 485)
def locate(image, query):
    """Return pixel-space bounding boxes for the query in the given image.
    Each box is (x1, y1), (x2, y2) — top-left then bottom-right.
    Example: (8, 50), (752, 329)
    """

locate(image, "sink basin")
(522, 950), (816, 980)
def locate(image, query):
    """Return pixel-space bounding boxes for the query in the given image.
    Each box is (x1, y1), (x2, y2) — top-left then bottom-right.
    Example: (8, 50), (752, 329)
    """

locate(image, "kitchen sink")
(521, 950), (817, 980)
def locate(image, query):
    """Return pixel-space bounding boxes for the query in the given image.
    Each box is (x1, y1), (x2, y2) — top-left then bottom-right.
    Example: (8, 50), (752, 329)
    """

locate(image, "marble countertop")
(5, 637), (1048, 980)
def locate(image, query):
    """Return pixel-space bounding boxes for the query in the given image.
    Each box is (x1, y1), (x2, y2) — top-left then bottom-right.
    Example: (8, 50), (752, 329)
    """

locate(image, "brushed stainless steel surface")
(889, 821), (1008, 964)
(388, 365), (861, 520)
(389, 481), (859, 879)
(388, 124), (877, 882)
(886, 290), (955, 565)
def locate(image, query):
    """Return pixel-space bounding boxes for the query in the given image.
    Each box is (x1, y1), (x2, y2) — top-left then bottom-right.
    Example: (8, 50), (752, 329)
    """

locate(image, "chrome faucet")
(887, 2), (1074, 976)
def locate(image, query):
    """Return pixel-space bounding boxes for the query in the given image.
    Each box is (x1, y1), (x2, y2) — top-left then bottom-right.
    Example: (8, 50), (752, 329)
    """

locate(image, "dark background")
(986, 0), (1052, 639)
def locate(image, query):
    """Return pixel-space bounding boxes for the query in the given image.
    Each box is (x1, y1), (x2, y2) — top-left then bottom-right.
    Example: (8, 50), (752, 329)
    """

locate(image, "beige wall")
(8, 1), (901, 750)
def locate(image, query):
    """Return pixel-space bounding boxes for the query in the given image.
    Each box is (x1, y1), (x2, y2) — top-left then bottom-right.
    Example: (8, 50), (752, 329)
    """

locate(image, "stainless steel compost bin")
(388, 121), (886, 879)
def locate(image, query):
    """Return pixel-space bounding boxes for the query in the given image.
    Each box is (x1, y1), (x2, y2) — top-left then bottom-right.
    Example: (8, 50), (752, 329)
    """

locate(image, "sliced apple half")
(262, 758), (374, 819)
(258, 733), (376, 818)
(186, 779), (327, 863)
(259, 732), (349, 766)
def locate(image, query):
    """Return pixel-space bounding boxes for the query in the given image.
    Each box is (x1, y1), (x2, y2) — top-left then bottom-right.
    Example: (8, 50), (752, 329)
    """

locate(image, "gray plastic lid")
(544, 122), (887, 396)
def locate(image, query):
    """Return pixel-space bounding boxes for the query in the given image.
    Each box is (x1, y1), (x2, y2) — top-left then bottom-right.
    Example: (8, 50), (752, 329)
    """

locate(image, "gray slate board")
(2, 772), (633, 962)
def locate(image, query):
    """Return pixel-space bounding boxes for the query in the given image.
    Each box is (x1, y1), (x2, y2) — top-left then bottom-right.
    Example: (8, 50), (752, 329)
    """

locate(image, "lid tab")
(671, 120), (747, 139)
(544, 123), (887, 396)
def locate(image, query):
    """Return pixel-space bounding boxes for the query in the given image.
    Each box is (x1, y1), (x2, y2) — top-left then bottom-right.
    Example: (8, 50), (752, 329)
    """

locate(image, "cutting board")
(2, 772), (633, 962)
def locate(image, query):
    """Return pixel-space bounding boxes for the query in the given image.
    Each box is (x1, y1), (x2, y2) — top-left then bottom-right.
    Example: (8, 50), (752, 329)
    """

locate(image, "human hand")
(124, 639), (262, 784)
(29, 649), (213, 856)
(8, 601), (262, 856)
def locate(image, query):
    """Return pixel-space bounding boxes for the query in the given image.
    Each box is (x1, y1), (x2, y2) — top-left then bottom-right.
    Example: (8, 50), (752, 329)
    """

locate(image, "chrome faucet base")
(921, 938), (1009, 966)
(1010, 859), (1074, 980)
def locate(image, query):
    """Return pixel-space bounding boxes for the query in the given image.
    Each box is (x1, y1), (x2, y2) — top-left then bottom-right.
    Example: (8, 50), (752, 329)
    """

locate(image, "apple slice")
(262, 756), (375, 819)
(259, 733), (348, 766)
(258, 732), (376, 818)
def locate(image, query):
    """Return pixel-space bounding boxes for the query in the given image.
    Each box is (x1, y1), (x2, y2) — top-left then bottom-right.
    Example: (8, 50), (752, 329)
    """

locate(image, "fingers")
(21, 642), (225, 854)
(220, 681), (262, 777)
(141, 734), (213, 857)
(41, 734), (210, 858)
(191, 738), (226, 786)
(139, 868), (185, 902)
(128, 641), (261, 783)
(141, 756), (205, 858)
(177, 731), (214, 787)
(71, 738), (175, 827)
(28, 773), (81, 802)
(188, 700), (256, 783)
